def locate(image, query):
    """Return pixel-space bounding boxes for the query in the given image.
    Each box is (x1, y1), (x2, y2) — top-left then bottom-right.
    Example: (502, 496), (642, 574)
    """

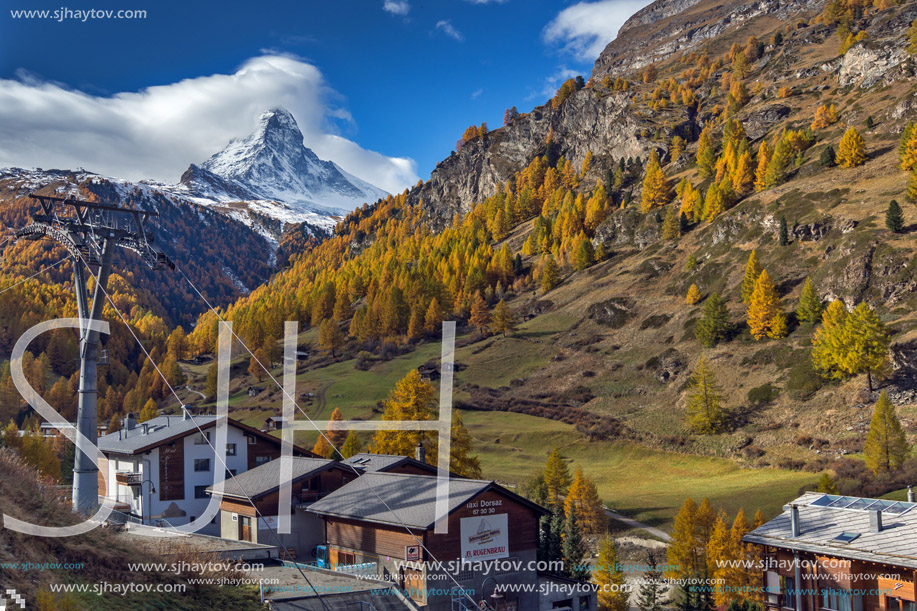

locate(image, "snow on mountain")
(173, 107), (389, 222)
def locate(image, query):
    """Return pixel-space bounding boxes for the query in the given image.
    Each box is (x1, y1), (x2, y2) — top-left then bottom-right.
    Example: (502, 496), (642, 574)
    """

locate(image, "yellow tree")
(491, 299), (516, 337)
(747, 269), (782, 340)
(753, 140), (772, 192)
(899, 122), (917, 171)
(327, 407), (347, 448)
(685, 355), (727, 434)
(740, 250), (762, 303)
(594, 536), (627, 611)
(667, 498), (700, 579)
(641, 151), (673, 212)
(732, 150), (755, 196)
(686, 283), (702, 305)
(836, 127), (867, 167)
(544, 446), (572, 505)
(423, 297), (443, 334)
(469, 292), (491, 336)
(844, 302), (891, 392)
(706, 511), (734, 605)
(341, 430), (362, 458)
(312, 434), (333, 458)
(372, 369), (436, 458)
(812, 300), (851, 380)
(864, 391), (910, 474)
(680, 181), (702, 221)
(139, 398), (158, 423)
(564, 466), (606, 534)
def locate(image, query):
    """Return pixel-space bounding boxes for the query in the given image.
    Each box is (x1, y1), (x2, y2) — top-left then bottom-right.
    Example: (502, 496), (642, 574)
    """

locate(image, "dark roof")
(341, 452), (436, 474)
(98, 415), (217, 454)
(98, 415), (312, 456)
(306, 472), (548, 530)
(743, 492), (917, 569)
(207, 457), (337, 500)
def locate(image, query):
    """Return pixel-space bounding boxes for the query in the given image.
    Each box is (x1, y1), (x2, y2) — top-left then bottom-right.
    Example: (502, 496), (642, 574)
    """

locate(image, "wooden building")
(207, 456), (356, 557)
(744, 492), (917, 611)
(306, 472), (556, 611)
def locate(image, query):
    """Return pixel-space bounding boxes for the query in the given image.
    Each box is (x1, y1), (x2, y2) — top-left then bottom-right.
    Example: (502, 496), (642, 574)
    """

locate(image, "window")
(247, 435), (255, 445)
(255, 455), (271, 466)
(579, 595), (592, 610)
(226, 443), (236, 456)
(781, 576), (795, 610)
(193, 458), (210, 472)
(194, 485), (208, 499)
(194, 432), (211, 445)
(338, 551), (355, 566)
(552, 600), (573, 610)
(225, 469), (236, 478)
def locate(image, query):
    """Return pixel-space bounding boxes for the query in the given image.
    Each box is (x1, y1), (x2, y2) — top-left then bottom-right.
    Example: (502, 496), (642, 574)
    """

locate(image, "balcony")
(115, 471), (143, 486)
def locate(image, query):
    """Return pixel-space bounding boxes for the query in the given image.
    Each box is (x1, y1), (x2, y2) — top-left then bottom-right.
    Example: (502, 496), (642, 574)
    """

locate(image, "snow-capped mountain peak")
(177, 107), (388, 220)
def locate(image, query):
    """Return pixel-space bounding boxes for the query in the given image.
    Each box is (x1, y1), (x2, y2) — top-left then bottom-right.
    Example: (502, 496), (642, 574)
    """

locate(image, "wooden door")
(239, 516), (252, 541)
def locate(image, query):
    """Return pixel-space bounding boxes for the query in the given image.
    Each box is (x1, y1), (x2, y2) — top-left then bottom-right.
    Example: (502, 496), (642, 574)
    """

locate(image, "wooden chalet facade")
(745, 492), (917, 611)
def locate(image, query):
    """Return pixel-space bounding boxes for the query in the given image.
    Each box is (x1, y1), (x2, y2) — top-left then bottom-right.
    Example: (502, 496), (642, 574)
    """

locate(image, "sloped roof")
(743, 491), (917, 569)
(207, 457), (337, 500)
(306, 472), (547, 530)
(98, 415), (218, 454)
(341, 452), (436, 474)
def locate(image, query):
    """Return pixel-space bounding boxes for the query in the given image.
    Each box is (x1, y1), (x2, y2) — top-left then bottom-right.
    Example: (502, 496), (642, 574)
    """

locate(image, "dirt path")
(604, 505), (672, 542)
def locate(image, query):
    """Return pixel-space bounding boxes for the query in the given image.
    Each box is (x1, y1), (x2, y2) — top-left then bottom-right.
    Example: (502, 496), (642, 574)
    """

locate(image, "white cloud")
(435, 20), (464, 42)
(544, 0), (653, 60)
(471, 89), (483, 100)
(464, 0), (507, 3)
(0, 54), (417, 194)
(525, 66), (580, 101)
(383, 0), (410, 16)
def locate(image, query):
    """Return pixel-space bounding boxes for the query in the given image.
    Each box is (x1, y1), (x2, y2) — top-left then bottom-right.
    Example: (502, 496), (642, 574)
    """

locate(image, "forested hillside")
(180, 0), (917, 502)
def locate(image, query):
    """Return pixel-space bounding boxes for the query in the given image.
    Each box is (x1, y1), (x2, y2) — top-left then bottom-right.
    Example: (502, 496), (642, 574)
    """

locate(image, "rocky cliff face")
(410, 90), (670, 220)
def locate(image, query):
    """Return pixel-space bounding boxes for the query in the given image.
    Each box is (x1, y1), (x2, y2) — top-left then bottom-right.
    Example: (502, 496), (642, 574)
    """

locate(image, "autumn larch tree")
(836, 127), (867, 167)
(204, 362), (218, 401)
(564, 465), (606, 534)
(641, 150), (673, 212)
(573, 234), (596, 270)
(312, 434), (333, 459)
(812, 300), (891, 391)
(139, 398), (158, 423)
(469, 292), (491, 336)
(491, 299), (516, 337)
(740, 250), (762, 303)
(448, 411), (482, 478)
(864, 391), (910, 474)
(543, 446), (572, 506)
(796, 277), (823, 324)
(327, 407), (347, 448)
(666, 497), (701, 579)
(594, 536), (628, 611)
(423, 297), (443, 335)
(747, 269), (784, 340)
(318, 318), (344, 357)
(541, 254), (561, 294)
(249, 348), (267, 382)
(686, 283), (702, 305)
(695, 293), (729, 348)
(662, 205), (682, 240)
(685, 355), (727, 434)
(899, 121), (917, 170)
(372, 369), (436, 458)
(341, 430), (362, 458)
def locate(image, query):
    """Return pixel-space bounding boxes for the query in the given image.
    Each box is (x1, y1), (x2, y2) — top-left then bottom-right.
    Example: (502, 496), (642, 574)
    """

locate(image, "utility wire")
(0, 257), (68, 294)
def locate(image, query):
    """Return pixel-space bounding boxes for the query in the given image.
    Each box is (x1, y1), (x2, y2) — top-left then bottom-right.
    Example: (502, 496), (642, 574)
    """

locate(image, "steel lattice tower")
(17, 193), (173, 514)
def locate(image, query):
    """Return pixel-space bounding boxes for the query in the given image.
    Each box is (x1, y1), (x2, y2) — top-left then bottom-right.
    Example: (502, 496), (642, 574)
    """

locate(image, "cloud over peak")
(0, 54), (417, 194)
(544, 0), (652, 60)
(383, 0), (410, 16)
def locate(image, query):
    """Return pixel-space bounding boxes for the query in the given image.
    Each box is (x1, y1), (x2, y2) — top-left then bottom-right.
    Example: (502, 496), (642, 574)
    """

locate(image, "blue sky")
(0, 0), (648, 192)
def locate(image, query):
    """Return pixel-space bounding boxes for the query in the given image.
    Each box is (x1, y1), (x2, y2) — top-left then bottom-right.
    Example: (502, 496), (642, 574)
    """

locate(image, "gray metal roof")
(341, 453), (415, 472)
(743, 492), (917, 569)
(207, 457), (336, 500)
(97, 415), (218, 455)
(305, 472), (495, 529)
